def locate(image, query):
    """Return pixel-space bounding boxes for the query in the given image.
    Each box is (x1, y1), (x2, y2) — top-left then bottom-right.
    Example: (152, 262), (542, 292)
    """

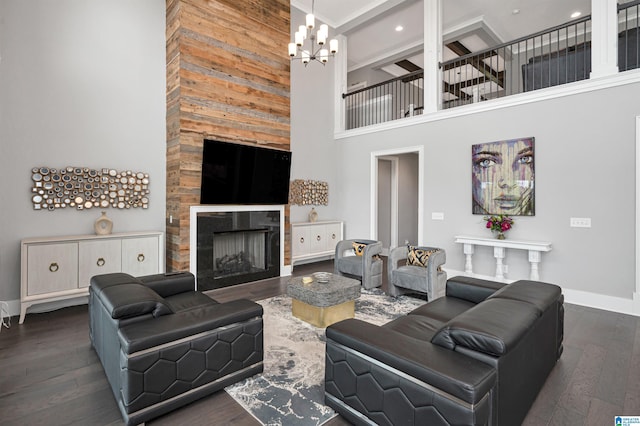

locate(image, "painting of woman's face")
(472, 138), (535, 216)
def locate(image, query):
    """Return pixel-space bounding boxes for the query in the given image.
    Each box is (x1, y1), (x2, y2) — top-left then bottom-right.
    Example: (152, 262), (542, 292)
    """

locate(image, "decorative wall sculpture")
(289, 179), (329, 206)
(472, 137), (535, 216)
(30, 166), (150, 211)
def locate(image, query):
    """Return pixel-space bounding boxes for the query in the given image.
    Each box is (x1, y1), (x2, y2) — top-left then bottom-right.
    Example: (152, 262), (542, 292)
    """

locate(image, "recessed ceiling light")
(395, 25), (403, 32)
(512, 9), (520, 15)
(571, 11), (582, 18)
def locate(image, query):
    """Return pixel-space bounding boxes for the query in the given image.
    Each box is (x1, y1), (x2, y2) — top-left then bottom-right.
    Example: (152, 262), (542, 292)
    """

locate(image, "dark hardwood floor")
(1, 260), (639, 425)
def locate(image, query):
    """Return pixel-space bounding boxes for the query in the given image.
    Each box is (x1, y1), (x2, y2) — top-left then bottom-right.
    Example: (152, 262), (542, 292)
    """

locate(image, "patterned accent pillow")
(406, 246), (437, 267)
(352, 242), (367, 256)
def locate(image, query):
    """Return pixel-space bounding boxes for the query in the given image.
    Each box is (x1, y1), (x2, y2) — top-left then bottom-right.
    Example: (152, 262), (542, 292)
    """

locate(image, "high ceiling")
(291, 0), (593, 73)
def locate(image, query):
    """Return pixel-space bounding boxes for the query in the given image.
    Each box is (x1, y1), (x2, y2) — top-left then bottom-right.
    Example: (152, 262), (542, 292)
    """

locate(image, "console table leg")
(463, 243), (474, 274)
(529, 250), (542, 280)
(494, 247), (506, 279)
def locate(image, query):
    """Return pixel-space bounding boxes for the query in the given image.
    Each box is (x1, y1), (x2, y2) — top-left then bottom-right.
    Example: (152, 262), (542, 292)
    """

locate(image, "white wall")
(0, 1), (166, 307)
(335, 83), (640, 302)
(290, 7), (343, 224)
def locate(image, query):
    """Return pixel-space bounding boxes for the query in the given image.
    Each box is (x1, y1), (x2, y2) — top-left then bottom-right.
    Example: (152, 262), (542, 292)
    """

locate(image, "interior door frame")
(370, 145), (424, 248)
(377, 156), (399, 255)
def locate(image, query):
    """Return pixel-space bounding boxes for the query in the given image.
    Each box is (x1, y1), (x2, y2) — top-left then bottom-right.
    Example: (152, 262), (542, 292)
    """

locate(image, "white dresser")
(20, 231), (164, 323)
(291, 221), (343, 267)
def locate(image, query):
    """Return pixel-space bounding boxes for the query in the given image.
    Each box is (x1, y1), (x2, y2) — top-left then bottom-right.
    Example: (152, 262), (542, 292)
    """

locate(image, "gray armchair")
(334, 239), (383, 290)
(388, 245), (447, 300)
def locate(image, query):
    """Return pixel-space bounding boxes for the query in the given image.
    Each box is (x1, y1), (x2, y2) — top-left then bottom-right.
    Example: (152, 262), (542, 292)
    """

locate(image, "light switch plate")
(432, 212), (444, 220)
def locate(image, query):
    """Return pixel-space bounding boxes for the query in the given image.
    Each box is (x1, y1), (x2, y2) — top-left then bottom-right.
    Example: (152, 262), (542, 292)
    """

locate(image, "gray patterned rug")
(225, 289), (426, 426)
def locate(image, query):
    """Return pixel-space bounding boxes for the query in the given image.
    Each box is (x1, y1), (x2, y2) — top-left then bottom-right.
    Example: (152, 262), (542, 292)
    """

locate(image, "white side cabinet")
(291, 221), (343, 267)
(20, 231), (164, 323)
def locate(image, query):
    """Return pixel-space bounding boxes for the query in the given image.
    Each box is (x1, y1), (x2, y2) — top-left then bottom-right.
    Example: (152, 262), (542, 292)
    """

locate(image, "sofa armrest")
(118, 299), (263, 354)
(326, 319), (496, 405)
(138, 272), (196, 297)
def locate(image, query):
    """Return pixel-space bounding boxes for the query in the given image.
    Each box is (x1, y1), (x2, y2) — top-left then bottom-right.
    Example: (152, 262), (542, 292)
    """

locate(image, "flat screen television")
(200, 139), (292, 205)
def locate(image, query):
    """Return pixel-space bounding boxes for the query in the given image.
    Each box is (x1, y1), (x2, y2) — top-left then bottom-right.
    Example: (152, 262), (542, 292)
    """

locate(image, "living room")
(1, 0), (640, 424)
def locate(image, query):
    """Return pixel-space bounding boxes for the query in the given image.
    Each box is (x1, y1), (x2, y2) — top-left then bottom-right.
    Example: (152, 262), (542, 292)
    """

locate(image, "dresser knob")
(317, 235), (321, 241)
(137, 253), (145, 262)
(49, 262), (59, 272)
(96, 257), (106, 267)
(300, 237), (304, 243)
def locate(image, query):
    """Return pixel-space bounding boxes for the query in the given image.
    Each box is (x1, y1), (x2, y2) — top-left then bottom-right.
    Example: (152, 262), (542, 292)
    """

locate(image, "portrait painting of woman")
(472, 137), (535, 216)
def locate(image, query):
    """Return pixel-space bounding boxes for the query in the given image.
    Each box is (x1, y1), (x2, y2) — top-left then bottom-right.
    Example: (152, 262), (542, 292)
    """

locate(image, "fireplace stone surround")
(190, 205), (286, 291)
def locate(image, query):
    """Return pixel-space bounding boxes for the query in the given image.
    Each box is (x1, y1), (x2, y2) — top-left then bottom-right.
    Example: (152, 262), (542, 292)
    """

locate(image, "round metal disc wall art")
(30, 166), (150, 211)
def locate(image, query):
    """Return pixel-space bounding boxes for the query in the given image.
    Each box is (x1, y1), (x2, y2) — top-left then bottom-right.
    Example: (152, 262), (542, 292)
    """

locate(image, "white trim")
(590, 0), (619, 78)
(370, 146), (424, 246)
(335, 70), (640, 140)
(424, 0), (442, 114)
(636, 115), (640, 316)
(334, 34), (348, 134)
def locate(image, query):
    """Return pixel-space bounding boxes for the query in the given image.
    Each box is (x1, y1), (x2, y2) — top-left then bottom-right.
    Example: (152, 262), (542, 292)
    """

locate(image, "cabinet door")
(27, 243), (78, 296)
(122, 236), (159, 276)
(324, 223), (342, 254)
(78, 239), (122, 288)
(291, 226), (310, 258)
(309, 225), (327, 253)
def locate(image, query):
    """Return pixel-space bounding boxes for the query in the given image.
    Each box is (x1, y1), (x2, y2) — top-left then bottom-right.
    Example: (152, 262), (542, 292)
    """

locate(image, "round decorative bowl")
(313, 272), (331, 283)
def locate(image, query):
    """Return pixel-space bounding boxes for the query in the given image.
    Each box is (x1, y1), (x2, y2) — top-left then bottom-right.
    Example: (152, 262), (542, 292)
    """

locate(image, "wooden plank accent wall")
(166, 0), (291, 272)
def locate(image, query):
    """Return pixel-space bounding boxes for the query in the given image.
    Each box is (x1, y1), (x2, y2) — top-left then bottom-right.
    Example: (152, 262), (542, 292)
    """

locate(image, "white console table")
(454, 235), (552, 280)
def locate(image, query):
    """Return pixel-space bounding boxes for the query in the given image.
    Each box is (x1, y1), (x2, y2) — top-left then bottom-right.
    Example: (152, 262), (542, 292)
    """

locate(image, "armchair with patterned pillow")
(388, 245), (447, 300)
(334, 239), (383, 289)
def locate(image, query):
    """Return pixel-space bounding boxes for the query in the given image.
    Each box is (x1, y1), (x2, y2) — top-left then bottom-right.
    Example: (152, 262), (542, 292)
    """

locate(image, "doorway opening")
(371, 146), (424, 253)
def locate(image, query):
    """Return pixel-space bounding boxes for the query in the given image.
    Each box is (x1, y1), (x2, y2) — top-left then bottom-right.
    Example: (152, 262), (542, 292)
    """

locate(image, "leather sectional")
(89, 272), (263, 425)
(325, 276), (564, 425)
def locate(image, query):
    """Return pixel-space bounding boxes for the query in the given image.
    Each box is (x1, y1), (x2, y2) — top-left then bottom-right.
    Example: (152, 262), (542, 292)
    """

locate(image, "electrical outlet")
(169, 215), (173, 224)
(570, 217), (591, 228)
(431, 212), (444, 220)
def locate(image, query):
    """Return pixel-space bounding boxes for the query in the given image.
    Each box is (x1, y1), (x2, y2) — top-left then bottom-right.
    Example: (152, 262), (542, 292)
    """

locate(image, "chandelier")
(288, 0), (338, 65)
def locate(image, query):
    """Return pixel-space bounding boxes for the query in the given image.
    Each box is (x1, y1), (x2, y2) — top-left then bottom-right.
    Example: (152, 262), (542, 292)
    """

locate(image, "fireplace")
(190, 205), (284, 291)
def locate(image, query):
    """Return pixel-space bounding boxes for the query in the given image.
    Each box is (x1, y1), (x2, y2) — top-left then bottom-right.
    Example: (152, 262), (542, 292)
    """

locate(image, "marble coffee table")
(287, 273), (361, 328)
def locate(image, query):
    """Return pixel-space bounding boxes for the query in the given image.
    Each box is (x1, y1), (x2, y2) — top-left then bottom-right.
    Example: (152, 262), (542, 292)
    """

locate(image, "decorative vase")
(308, 207), (318, 223)
(94, 211), (113, 235)
(496, 231), (505, 240)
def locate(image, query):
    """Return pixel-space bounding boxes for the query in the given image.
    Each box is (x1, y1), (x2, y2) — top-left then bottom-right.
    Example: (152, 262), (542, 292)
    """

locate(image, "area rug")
(225, 290), (426, 426)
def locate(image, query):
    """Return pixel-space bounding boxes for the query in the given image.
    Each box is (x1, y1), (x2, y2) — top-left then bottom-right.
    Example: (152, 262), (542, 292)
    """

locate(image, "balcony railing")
(342, 70), (423, 130)
(441, 16), (592, 109)
(343, 1), (640, 128)
(619, 0), (640, 72)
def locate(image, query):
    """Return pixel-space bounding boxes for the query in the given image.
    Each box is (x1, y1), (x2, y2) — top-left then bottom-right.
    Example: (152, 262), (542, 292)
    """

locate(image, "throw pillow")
(352, 241), (367, 256)
(407, 246), (437, 267)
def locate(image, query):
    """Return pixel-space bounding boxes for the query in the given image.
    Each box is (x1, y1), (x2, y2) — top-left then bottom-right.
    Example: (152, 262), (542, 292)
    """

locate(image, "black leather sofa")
(89, 272), (263, 426)
(325, 276), (564, 425)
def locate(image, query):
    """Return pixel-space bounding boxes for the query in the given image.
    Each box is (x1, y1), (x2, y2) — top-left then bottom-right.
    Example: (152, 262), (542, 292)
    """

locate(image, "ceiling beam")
(445, 41), (504, 88)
